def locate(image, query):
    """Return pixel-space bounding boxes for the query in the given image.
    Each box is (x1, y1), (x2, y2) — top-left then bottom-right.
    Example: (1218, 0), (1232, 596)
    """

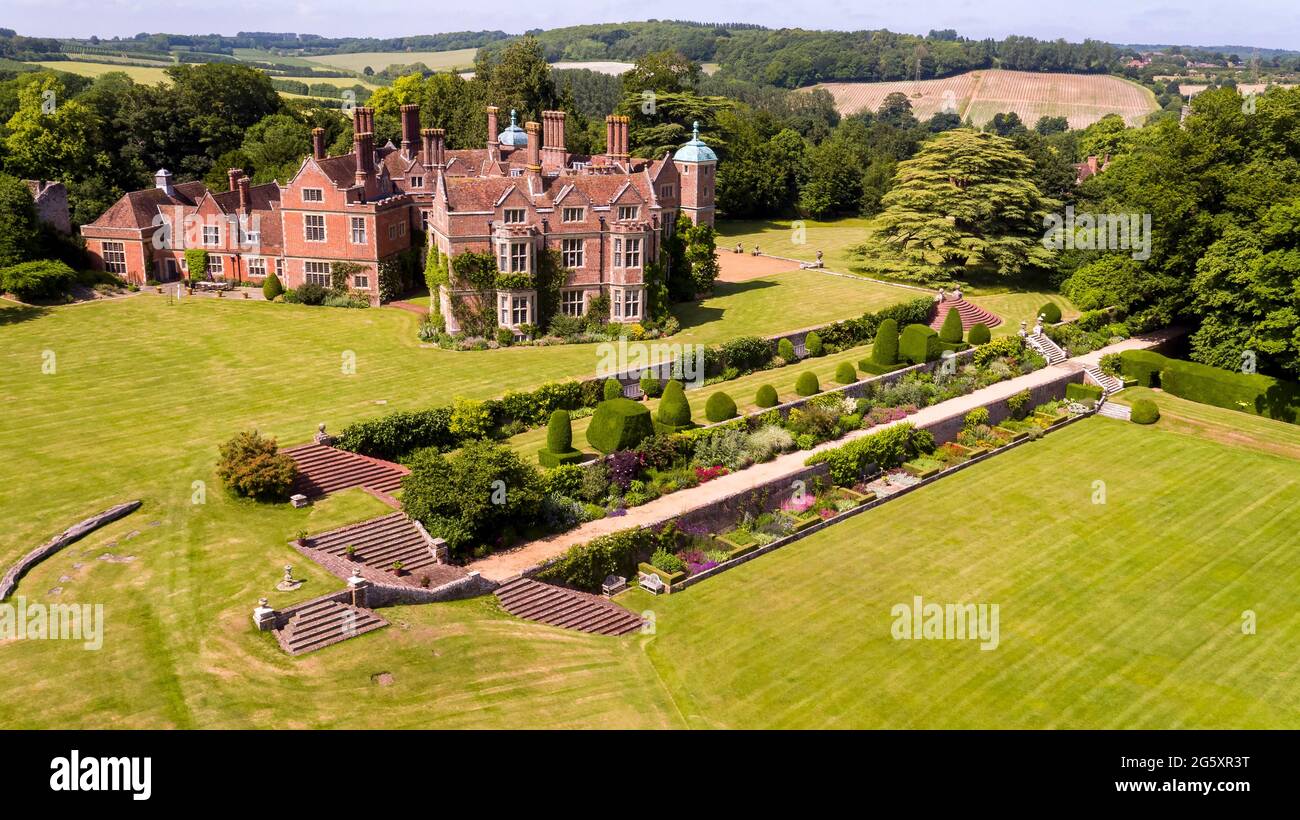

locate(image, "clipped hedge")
(587, 398), (654, 454)
(704, 391), (738, 423)
(795, 371), (820, 396)
(777, 337), (796, 362)
(968, 322), (991, 345)
(938, 307), (964, 344)
(1066, 382), (1104, 403)
(534, 524), (676, 590)
(805, 331), (824, 357)
(1130, 398), (1160, 424)
(1119, 350), (1167, 387)
(899, 324), (940, 364)
(834, 361), (857, 384)
(1118, 351), (1300, 423)
(755, 384), (779, 408)
(656, 379), (693, 432)
(872, 318), (899, 365)
(335, 407), (456, 460)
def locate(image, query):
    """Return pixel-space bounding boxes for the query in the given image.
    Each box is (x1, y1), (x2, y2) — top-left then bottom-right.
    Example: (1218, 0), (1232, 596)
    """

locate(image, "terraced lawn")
(617, 413), (1300, 728)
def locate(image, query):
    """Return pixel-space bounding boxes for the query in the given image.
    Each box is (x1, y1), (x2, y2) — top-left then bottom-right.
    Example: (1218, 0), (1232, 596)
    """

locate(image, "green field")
(305, 49), (478, 73)
(34, 60), (174, 84)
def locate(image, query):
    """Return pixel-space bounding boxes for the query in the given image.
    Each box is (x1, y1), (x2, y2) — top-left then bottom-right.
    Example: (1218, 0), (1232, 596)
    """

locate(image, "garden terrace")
(273, 597), (388, 656)
(298, 512), (464, 588)
(284, 443), (408, 499)
(928, 294), (1001, 331)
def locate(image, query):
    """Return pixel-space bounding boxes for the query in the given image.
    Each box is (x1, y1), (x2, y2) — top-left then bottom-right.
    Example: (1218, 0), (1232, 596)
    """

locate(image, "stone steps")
(275, 599), (388, 655)
(495, 578), (644, 636)
(304, 512), (440, 574)
(1097, 402), (1132, 421)
(1026, 333), (1067, 365)
(283, 443), (406, 497)
(1085, 366), (1123, 395)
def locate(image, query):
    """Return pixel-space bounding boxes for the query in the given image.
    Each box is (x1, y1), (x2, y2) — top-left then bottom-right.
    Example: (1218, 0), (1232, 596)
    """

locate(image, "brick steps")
(275, 599), (387, 655)
(305, 511), (439, 574)
(495, 578), (644, 636)
(283, 443), (406, 498)
(929, 298), (1003, 332)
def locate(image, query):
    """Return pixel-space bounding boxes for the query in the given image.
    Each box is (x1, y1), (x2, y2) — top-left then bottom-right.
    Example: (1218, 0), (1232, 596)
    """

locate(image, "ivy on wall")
(184, 248), (208, 281)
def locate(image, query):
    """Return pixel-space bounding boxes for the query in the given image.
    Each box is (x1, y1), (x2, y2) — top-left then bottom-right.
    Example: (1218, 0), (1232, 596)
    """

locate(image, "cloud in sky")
(8, 0), (1300, 50)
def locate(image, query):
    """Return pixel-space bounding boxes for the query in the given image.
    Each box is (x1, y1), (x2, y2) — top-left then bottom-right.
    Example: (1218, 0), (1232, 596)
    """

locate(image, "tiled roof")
(86, 180), (208, 229)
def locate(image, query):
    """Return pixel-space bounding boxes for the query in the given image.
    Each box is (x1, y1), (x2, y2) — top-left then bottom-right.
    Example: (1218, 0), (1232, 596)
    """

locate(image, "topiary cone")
(657, 379), (692, 428)
(546, 409), (573, 452)
(939, 306), (964, 344)
(872, 318), (899, 365)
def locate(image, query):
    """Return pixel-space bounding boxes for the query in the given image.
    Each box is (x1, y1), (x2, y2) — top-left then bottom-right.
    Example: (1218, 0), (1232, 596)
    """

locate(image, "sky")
(6, 0), (1300, 51)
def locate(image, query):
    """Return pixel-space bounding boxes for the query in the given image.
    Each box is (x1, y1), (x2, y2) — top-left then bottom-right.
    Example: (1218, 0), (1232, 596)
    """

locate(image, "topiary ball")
(603, 378), (623, 400)
(805, 332), (824, 357)
(968, 322), (991, 345)
(755, 384), (779, 407)
(1129, 398), (1160, 425)
(704, 391), (738, 423)
(795, 371), (820, 396)
(834, 361), (857, 384)
(1038, 302), (1063, 324)
(777, 337), (796, 362)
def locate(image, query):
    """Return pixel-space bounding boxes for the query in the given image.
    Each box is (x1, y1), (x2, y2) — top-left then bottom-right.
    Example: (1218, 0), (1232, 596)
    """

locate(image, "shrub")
(834, 361), (857, 384)
(745, 425), (795, 461)
(720, 336), (773, 371)
(535, 524), (677, 590)
(586, 398), (654, 454)
(1119, 350), (1167, 388)
(962, 407), (990, 430)
(805, 423), (930, 485)
(704, 391), (738, 422)
(656, 379), (693, 431)
(650, 547), (687, 574)
(692, 427), (752, 470)
(1005, 389), (1032, 420)
(546, 463), (585, 497)
(603, 378), (623, 400)
(216, 430), (297, 500)
(755, 384), (779, 407)
(973, 335), (1023, 367)
(899, 324), (940, 364)
(294, 281), (327, 305)
(968, 322), (991, 345)
(401, 441), (545, 559)
(335, 407), (455, 460)
(1, 260), (75, 301)
(795, 371), (821, 396)
(579, 461), (613, 503)
(1039, 302), (1063, 324)
(1130, 398), (1160, 424)
(262, 272), (284, 301)
(539, 409), (583, 467)
(449, 397), (492, 439)
(1066, 382), (1104, 403)
(872, 318), (900, 365)
(1099, 352), (1123, 379)
(939, 307), (964, 344)
(639, 372), (662, 397)
(496, 327), (515, 346)
(777, 337), (796, 362)
(804, 331), (824, 357)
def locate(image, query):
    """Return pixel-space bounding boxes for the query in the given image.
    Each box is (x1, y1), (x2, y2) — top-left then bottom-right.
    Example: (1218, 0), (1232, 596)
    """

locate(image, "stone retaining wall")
(0, 501), (142, 600)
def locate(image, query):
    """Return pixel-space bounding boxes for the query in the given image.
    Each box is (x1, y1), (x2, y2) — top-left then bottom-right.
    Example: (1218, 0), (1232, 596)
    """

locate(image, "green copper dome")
(673, 121), (717, 163)
(498, 109), (527, 147)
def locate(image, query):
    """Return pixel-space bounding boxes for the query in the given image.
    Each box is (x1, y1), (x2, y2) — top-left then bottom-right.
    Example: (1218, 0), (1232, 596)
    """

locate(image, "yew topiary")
(262, 272), (284, 301)
(656, 379), (693, 431)
(835, 361), (857, 384)
(756, 384), (779, 407)
(795, 371), (820, 396)
(538, 409), (584, 467)
(872, 318), (899, 365)
(805, 331), (824, 357)
(586, 399), (653, 454)
(705, 391), (738, 423)
(1039, 302), (1062, 324)
(939, 307), (964, 344)
(777, 337), (796, 362)
(968, 322), (991, 345)
(1130, 398), (1160, 425)
(603, 378), (623, 400)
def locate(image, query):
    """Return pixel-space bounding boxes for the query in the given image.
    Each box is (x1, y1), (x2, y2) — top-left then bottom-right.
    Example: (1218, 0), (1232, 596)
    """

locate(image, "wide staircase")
(283, 443), (406, 498)
(929, 297), (1002, 331)
(495, 578), (644, 636)
(304, 512), (443, 578)
(1026, 333), (1067, 365)
(1096, 402), (1132, 421)
(274, 598), (388, 655)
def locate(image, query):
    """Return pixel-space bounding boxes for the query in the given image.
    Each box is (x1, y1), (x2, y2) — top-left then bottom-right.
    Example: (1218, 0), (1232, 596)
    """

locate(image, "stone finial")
(313, 422), (330, 444)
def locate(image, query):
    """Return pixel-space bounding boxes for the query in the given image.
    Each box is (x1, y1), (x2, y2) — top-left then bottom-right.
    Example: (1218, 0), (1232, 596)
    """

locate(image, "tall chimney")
(355, 131), (370, 187)
(605, 115), (618, 163)
(421, 128), (435, 172)
(429, 128), (446, 169)
(237, 176), (251, 214)
(541, 110), (566, 173)
(311, 127), (326, 160)
(525, 121), (542, 186)
(617, 115), (629, 159)
(400, 103), (419, 160)
(486, 105), (500, 159)
(227, 168), (242, 192)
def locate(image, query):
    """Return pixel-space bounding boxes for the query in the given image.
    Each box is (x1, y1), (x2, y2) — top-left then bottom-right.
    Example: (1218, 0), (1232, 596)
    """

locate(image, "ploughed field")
(810, 68), (1158, 129)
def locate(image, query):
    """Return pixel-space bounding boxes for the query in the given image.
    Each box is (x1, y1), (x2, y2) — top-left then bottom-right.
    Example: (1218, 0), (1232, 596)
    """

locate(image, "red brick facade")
(81, 104), (717, 320)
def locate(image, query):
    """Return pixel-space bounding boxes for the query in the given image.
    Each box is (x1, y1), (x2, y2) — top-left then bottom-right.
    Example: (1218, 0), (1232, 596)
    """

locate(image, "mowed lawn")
(618, 414), (1300, 729)
(0, 270), (894, 569)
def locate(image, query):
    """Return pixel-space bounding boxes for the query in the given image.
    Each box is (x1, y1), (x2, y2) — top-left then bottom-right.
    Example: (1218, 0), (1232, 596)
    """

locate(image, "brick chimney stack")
(525, 120), (542, 187)
(541, 110), (566, 174)
(311, 127), (326, 160)
(227, 168), (242, 192)
(486, 105), (500, 160)
(604, 115), (629, 163)
(429, 128), (446, 169)
(237, 176), (251, 214)
(355, 132), (373, 187)
(400, 104), (419, 160)
(421, 128), (435, 172)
